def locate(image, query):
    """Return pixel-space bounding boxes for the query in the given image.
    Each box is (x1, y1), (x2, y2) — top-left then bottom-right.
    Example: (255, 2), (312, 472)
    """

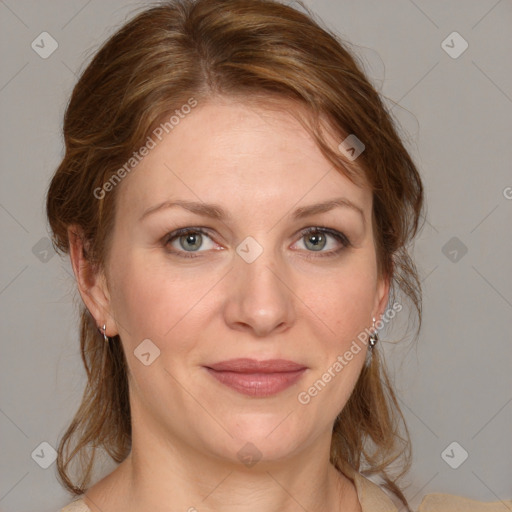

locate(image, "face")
(86, 97), (389, 467)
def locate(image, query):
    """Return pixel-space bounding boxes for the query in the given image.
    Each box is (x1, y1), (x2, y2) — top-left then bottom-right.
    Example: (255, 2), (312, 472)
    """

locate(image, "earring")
(99, 323), (109, 344)
(369, 317), (379, 349)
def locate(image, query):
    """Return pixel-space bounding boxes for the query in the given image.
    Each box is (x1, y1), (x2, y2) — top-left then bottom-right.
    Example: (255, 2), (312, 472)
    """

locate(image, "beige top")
(60, 467), (512, 511)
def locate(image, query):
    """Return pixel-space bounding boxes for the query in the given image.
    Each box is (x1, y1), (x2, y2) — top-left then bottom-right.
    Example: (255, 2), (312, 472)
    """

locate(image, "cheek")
(107, 250), (219, 346)
(305, 260), (378, 347)
(298, 266), (377, 418)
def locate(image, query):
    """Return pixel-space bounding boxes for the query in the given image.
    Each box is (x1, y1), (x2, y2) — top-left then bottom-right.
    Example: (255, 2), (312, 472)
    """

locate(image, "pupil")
(181, 233), (201, 251)
(307, 233), (325, 251)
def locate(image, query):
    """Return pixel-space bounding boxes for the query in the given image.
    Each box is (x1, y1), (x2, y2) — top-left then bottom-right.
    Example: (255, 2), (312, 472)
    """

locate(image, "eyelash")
(163, 226), (351, 260)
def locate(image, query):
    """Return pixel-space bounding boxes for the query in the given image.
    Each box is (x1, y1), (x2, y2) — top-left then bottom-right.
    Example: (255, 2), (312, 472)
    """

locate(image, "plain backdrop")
(0, 1), (511, 511)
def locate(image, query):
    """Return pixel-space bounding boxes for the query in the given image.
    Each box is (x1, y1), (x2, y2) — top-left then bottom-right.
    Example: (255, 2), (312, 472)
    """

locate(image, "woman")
(46, 1), (510, 511)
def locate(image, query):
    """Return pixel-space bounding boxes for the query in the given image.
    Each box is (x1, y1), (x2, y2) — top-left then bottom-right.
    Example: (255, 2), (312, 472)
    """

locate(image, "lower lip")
(205, 368), (306, 397)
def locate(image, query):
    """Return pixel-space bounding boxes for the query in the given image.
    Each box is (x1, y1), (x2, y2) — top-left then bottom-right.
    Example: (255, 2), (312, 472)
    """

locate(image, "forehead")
(115, 97), (371, 218)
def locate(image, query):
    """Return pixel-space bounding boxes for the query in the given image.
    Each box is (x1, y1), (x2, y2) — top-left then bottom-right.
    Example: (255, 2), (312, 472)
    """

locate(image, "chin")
(203, 415), (311, 466)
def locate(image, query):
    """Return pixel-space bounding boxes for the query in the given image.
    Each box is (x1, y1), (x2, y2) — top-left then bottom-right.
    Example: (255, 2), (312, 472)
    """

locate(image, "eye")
(163, 226), (351, 259)
(292, 227), (351, 257)
(164, 228), (219, 258)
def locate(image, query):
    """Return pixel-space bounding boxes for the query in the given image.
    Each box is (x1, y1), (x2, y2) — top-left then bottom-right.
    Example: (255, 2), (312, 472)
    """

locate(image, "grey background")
(0, 1), (511, 511)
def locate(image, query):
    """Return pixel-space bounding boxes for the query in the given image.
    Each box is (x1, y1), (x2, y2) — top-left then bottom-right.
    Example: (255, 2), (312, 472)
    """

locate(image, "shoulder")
(347, 465), (512, 512)
(60, 498), (91, 512)
(418, 492), (512, 511)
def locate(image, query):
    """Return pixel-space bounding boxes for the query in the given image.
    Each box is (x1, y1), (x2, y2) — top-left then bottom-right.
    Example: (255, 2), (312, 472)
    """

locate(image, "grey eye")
(303, 232), (327, 251)
(179, 232), (203, 251)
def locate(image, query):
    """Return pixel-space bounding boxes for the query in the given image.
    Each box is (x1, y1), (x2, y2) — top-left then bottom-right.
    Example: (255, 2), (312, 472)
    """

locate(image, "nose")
(223, 247), (296, 338)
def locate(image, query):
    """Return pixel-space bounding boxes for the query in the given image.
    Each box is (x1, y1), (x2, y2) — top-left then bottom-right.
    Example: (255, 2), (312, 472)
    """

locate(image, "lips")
(204, 358), (307, 397)
(206, 358), (306, 373)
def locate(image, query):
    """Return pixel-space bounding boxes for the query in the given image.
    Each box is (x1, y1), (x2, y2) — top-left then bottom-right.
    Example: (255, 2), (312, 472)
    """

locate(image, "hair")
(46, 0), (424, 509)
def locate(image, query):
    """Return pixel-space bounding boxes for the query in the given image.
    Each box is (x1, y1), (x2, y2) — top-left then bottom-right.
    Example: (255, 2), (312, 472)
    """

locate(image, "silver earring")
(99, 323), (109, 344)
(369, 317), (379, 349)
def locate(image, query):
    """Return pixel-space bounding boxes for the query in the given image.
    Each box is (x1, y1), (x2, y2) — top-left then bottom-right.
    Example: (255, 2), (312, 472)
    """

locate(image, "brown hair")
(46, 0), (423, 509)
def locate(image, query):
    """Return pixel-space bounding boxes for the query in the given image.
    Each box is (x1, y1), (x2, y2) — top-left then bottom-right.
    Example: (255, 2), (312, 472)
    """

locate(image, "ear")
(68, 225), (118, 337)
(373, 272), (391, 322)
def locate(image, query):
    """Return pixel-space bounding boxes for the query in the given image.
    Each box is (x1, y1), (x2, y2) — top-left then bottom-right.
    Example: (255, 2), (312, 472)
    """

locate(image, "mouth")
(204, 358), (307, 398)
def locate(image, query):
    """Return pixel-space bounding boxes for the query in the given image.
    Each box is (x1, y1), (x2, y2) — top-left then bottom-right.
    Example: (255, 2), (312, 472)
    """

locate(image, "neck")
(84, 426), (360, 512)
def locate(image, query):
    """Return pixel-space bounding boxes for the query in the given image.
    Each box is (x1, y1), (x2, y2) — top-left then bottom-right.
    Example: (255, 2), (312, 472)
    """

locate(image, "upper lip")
(205, 358), (307, 373)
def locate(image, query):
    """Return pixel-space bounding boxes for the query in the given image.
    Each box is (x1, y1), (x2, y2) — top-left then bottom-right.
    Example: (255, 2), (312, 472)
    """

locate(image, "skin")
(69, 96), (389, 512)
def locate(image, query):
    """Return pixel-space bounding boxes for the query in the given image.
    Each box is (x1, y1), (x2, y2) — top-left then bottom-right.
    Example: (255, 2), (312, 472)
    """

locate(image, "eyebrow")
(139, 198), (365, 225)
